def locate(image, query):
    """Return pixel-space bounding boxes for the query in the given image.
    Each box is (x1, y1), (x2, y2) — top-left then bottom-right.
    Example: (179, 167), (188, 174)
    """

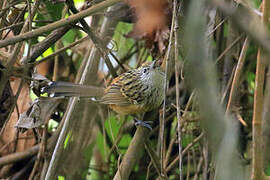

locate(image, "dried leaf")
(15, 97), (61, 130)
(126, 0), (171, 55)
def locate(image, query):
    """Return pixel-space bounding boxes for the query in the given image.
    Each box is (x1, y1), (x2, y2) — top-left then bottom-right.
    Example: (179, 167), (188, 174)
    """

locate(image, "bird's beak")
(150, 60), (157, 69)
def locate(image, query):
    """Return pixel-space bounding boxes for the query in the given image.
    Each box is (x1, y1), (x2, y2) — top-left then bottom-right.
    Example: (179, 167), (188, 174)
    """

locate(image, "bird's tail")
(41, 81), (104, 98)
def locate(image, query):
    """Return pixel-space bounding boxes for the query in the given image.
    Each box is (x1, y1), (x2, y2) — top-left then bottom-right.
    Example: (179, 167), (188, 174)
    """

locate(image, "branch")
(113, 126), (149, 180)
(252, 0), (270, 179)
(226, 37), (249, 112)
(0, 0), (122, 48)
(184, 0), (244, 179)
(208, 0), (270, 57)
(33, 36), (89, 66)
(21, 25), (71, 64)
(144, 140), (167, 180)
(0, 145), (39, 166)
(0, 120), (61, 166)
(45, 5), (121, 178)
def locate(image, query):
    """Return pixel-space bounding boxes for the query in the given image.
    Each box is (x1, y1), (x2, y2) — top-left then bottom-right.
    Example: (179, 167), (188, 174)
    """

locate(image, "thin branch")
(174, 1), (182, 179)
(160, 0), (177, 176)
(208, 0), (270, 56)
(0, 0), (122, 48)
(164, 134), (176, 167)
(215, 34), (244, 63)
(226, 37), (249, 112)
(0, 0), (40, 98)
(193, 156), (204, 180)
(0, 22), (24, 33)
(66, 0), (118, 77)
(45, 6), (120, 178)
(0, 118), (62, 166)
(166, 132), (205, 172)
(144, 140), (168, 180)
(0, 0), (25, 12)
(33, 36), (89, 66)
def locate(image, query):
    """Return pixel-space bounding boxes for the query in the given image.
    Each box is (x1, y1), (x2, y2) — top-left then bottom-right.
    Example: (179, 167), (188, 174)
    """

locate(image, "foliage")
(0, 0), (270, 180)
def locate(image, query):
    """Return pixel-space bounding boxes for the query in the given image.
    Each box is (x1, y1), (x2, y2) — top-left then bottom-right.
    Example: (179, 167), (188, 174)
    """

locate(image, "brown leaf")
(126, 0), (171, 55)
(15, 97), (61, 130)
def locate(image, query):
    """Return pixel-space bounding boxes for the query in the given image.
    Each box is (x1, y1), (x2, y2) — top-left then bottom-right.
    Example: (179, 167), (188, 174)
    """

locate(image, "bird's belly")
(109, 104), (149, 115)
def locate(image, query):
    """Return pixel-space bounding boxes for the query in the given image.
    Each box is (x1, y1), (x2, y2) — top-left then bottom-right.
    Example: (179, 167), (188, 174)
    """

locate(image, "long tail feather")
(41, 81), (104, 98)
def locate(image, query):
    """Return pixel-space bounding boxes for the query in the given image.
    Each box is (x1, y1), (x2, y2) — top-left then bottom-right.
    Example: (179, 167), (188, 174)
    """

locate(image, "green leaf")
(48, 119), (59, 133)
(58, 176), (65, 180)
(64, 131), (72, 149)
(266, 164), (270, 175)
(96, 130), (108, 158)
(62, 30), (78, 45)
(37, 1), (64, 23)
(112, 22), (135, 58)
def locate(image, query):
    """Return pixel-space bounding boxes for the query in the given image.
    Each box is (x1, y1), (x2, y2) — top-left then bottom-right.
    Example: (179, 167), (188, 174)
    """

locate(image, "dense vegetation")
(0, 0), (270, 179)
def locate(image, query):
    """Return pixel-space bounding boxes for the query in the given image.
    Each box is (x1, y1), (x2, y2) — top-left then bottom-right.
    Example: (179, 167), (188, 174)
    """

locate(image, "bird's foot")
(134, 118), (153, 130)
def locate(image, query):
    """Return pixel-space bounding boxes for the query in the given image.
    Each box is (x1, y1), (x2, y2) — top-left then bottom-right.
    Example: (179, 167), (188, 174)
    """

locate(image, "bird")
(42, 60), (165, 129)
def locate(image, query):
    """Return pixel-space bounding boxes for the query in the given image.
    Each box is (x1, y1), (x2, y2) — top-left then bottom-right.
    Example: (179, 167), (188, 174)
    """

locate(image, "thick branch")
(113, 126), (149, 180)
(252, 0), (270, 179)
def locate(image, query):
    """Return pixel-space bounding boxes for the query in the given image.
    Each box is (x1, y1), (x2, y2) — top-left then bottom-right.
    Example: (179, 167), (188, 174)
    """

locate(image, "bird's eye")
(143, 68), (148, 73)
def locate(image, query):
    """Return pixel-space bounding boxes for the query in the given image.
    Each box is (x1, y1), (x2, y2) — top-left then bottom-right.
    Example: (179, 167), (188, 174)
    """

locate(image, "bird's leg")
(133, 114), (153, 130)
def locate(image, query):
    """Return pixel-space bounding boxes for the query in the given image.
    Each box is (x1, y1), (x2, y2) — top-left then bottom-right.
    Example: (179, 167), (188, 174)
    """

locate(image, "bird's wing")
(100, 73), (132, 105)
(101, 84), (131, 105)
(101, 70), (144, 106)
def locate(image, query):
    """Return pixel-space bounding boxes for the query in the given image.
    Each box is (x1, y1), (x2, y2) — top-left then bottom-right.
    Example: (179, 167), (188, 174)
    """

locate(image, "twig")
(207, 17), (228, 37)
(160, 0), (177, 176)
(193, 156), (204, 180)
(146, 161), (152, 180)
(173, 0), (182, 178)
(215, 34), (244, 63)
(0, 22), (24, 33)
(0, 0), (25, 12)
(0, 0), (40, 98)
(202, 137), (208, 180)
(0, 0), (122, 48)
(164, 135), (176, 167)
(0, 117), (63, 166)
(144, 140), (168, 180)
(220, 66), (236, 105)
(33, 36), (89, 66)
(208, 0), (270, 56)
(107, 120), (126, 161)
(226, 37), (249, 111)
(66, 0), (118, 77)
(45, 7), (120, 178)
(29, 125), (47, 180)
(166, 132), (204, 172)
(235, 110), (247, 127)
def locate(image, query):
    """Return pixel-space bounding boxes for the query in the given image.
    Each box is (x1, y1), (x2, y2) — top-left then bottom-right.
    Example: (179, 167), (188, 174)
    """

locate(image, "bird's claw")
(134, 119), (152, 130)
